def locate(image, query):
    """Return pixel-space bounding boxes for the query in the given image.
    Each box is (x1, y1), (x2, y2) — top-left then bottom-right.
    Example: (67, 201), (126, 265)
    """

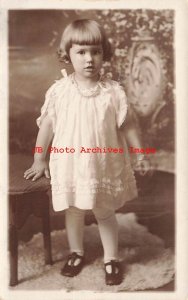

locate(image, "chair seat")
(9, 154), (51, 195)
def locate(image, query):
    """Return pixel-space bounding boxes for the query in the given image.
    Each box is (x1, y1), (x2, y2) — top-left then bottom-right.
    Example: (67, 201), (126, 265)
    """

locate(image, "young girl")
(24, 19), (150, 286)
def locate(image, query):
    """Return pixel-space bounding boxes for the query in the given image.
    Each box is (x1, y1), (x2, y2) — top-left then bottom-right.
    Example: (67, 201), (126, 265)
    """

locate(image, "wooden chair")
(9, 154), (52, 286)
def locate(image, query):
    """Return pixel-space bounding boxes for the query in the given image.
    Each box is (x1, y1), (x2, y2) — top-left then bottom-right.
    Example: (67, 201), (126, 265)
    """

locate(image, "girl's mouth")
(85, 66), (94, 70)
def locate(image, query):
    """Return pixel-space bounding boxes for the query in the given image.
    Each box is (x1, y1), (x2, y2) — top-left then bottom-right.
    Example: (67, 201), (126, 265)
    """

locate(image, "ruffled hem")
(51, 179), (138, 212)
(51, 176), (137, 198)
(51, 184), (125, 195)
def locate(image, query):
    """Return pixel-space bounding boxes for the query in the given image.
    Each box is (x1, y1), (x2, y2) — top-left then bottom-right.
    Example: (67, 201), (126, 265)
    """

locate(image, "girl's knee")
(93, 207), (115, 221)
(66, 206), (85, 217)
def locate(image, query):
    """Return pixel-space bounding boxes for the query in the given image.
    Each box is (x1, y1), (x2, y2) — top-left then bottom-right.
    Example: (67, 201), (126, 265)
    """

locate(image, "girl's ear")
(57, 48), (71, 64)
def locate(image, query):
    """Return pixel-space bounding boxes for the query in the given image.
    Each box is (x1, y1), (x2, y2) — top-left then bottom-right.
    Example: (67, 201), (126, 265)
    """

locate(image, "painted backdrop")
(9, 9), (175, 172)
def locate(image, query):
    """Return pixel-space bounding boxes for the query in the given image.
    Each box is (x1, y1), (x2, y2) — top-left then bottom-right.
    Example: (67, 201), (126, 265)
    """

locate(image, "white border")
(0, 0), (188, 299)
(0, 0), (185, 10)
(0, 4), (9, 298)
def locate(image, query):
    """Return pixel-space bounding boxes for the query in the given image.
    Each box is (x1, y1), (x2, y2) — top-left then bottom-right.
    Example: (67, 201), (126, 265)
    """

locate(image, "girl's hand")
(134, 157), (153, 176)
(24, 160), (50, 181)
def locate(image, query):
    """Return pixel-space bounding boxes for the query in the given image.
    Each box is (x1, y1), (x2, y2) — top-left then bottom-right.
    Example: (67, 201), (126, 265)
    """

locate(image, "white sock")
(65, 207), (85, 258)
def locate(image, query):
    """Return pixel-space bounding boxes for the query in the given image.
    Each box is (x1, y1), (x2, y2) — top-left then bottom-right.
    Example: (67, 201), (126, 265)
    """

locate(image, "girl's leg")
(92, 207), (119, 263)
(93, 206), (122, 285)
(65, 206), (85, 257)
(61, 206), (85, 277)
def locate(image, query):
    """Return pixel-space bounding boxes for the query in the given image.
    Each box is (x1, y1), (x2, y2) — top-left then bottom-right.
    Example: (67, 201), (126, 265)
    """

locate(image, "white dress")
(37, 73), (138, 211)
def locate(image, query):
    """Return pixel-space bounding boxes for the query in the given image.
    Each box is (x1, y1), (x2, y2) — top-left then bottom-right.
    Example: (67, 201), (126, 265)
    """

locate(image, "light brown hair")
(58, 19), (112, 63)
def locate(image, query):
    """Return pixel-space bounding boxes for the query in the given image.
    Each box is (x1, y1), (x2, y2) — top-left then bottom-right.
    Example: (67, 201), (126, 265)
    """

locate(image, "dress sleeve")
(114, 83), (128, 128)
(36, 82), (58, 132)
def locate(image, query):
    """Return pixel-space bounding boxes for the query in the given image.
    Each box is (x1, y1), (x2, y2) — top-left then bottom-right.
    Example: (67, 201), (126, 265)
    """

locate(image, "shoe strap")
(105, 260), (120, 274)
(68, 252), (83, 266)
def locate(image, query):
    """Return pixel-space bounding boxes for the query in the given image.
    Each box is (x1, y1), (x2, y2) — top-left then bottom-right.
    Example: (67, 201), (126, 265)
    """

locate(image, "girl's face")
(69, 44), (103, 81)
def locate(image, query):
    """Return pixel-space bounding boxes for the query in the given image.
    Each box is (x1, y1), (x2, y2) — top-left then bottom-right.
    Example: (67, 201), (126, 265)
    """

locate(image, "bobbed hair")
(58, 19), (112, 63)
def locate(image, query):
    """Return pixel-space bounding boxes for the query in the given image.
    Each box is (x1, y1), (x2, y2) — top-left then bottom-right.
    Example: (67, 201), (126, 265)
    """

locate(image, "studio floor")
(15, 171), (175, 292)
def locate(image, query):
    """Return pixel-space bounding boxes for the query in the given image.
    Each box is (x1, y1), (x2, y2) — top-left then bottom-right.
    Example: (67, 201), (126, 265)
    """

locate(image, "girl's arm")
(121, 109), (143, 149)
(124, 123), (143, 150)
(121, 114), (151, 176)
(24, 115), (54, 181)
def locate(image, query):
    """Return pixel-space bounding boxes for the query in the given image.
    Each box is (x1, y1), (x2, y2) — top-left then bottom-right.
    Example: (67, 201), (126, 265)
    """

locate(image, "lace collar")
(61, 69), (109, 97)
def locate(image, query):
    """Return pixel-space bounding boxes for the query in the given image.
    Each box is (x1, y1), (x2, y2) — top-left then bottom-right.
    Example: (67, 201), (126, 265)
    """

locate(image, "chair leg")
(9, 224), (18, 286)
(42, 194), (53, 265)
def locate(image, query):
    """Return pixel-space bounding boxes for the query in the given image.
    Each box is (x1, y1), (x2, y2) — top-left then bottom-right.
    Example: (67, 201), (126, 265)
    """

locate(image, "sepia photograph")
(0, 1), (188, 300)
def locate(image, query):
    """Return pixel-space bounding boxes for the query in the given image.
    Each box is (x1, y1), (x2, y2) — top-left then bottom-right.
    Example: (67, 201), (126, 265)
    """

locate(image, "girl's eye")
(93, 50), (102, 55)
(77, 49), (102, 55)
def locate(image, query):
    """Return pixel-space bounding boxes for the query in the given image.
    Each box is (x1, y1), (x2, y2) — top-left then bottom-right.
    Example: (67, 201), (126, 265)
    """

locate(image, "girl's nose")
(85, 52), (93, 62)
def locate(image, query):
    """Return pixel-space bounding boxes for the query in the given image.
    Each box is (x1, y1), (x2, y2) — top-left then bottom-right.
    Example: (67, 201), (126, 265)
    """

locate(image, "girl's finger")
(24, 168), (34, 176)
(24, 169), (36, 177)
(44, 169), (51, 179)
(25, 171), (36, 179)
(139, 170), (147, 176)
(24, 169), (39, 178)
(24, 167), (39, 174)
(32, 172), (43, 181)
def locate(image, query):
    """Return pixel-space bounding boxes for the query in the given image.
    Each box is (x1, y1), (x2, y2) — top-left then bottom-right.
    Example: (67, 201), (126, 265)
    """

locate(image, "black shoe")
(60, 252), (85, 277)
(104, 260), (123, 285)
